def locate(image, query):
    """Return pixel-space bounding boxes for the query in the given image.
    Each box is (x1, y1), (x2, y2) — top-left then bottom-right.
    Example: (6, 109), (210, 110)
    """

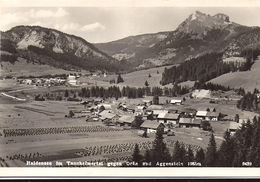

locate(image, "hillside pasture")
(210, 57), (260, 92)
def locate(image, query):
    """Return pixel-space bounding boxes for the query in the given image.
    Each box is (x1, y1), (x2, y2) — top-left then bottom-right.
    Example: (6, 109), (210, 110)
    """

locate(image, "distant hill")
(0, 26), (119, 72)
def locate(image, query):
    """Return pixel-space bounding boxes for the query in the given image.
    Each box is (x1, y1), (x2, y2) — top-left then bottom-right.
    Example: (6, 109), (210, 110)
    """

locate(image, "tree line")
(161, 49), (260, 86)
(237, 88), (259, 112)
(131, 116), (260, 167)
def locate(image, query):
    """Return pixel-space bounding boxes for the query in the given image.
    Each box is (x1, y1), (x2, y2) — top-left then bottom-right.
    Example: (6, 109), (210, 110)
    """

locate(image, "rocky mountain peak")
(176, 11), (232, 35)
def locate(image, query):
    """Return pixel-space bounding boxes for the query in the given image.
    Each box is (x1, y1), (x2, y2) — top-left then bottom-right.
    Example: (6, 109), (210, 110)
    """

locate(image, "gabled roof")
(153, 110), (168, 115)
(229, 122), (241, 130)
(179, 118), (202, 124)
(99, 110), (116, 119)
(157, 113), (180, 120)
(140, 120), (165, 129)
(118, 115), (135, 124)
(148, 105), (163, 110)
(206, 112), (219, 117)
(196, 111), (208, 116)
(170, 99), (182, 104)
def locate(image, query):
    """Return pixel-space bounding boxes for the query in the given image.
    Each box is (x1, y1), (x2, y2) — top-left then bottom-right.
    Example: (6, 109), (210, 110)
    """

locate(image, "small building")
(157, 113), (180, 124)
(68, 75), (76, 80)
(98, 104), (112, 111)
(140, 120), (165, 134)
(134, 106), (147, 116)
(142, 112), (153, 120)
(25, 79), (32, 85)
(170, 99), (183, 105)
(228, 121), (241, 133)
(148, 105), (163, 110)
(179, 118), (202, 128)
(205, 112), (219, 121)
(99, 110), (118, 123)
(117, 115), (135, 127)
(142, 99), (152, 106)
(94, 98), (103, 105)
(196, 111), (208, 120)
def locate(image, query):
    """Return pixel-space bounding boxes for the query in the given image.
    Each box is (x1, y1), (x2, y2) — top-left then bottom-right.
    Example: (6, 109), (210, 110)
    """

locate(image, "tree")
(68, 110), (74, 118)
(195, 148), (205, 165)
(200, 120), (212, 131)
(116, 74), (124, 83)
(186, 145), (194, 165)
(151, 127), (171, 166)
(153, 95), (159, 105)
(234, 114), (239, 123)
(172, 141), (186, 164)
(148, 73), (151, 78)
(217, 130), (235, 166)
(204, 133), (217, 166)
(144, 149), (152, 164)
(131, 144), (143, 166)
(99, 105), (105, 113)
(145, 80), (149, 87)
(131, 116), (144, 128)
(64, 89), (69, 97)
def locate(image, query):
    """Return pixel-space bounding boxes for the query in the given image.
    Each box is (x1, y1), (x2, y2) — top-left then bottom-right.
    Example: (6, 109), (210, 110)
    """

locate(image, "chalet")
(170, 99), (183, 105)
(205, 112), (219, 121)
(117, 115), (135, 127)
(228, 121), (241, 133)
(134, 106), (147, 116)
(25, 79), (32, 85)
(178, 108), (197, 116)
(142, 112), (153, 120)
(157, 113), (180, 124)
(140, 120), (165, 134)
(195, 111), (207, 120)
(142, 99), (152, 106)
(68, 79), (78, 86)
(98, 110), (118, 123)
(179, 118), (202, 128)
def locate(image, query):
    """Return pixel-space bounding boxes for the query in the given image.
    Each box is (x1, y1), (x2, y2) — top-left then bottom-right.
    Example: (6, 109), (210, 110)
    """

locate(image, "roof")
(170, 99), (182, 104)
(197, 107), (216, 112)
(157, 113), (180, 120)
(148, 105), (163, 110)
(196, 111), (208, 116)
(99, 110), (116, 119)
(98, 104), (112, 110)
(143, 100), (152, 103)
(206, 112), (219, 117)
(118, 115), (135, 124)
(229, 122), (241, 130)
(140, 120), (165, 129)
(153, 110), (168, 115)
(179, 118), (202, 124)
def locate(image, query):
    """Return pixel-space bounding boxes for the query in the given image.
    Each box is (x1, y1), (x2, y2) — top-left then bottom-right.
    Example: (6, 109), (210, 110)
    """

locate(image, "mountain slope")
(1, 26), (119, 72)
(94, 32), (169, 60)
(96, 11), (260, 68)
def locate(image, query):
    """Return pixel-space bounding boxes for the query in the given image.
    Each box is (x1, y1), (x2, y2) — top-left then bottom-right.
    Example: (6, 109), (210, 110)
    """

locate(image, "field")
(210, 57), (260, 92)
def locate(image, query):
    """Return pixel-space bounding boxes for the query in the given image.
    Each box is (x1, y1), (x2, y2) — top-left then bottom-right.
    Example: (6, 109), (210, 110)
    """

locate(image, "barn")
(140, 120), (165, 134)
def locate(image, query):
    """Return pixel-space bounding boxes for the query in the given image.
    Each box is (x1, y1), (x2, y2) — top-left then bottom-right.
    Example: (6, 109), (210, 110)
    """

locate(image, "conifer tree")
(116, 74), (124, 83)
(186, 145), (194, 165)
(204, 133), (217, 166)
(131, 143), (143, 166)
(145, 80), (149, 87)
(153, 95), (159, 105)
(217, 130), (235, 166)
(144, 149), (152, 163)
(195, 148), (205, 165)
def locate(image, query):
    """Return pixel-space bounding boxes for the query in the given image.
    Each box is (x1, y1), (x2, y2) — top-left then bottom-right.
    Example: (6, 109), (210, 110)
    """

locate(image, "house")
(147, 105), (163, 110)
(97, 104), (112, 111)
(94, 98), (103, 105)
(170, 99), (183, 105)
(228, 121), (242, 133)
(98, 110), (118, 123)
(195, 111), (208, 120)
(140, 120), (165, 134)
(142, 99), (152, 106)
(68, 75), (76, 80)
(25, 79), (32, 85)
(178, 108), (197, 117)
(142, 112), (153, 120)
(117, 115), (135, 127)
(134, 106), (147, 116)
(179, 118), (202, 128)
(205, 112), (219, 121)
(68, 79), (79, 86)
(157, 113), (180, 124)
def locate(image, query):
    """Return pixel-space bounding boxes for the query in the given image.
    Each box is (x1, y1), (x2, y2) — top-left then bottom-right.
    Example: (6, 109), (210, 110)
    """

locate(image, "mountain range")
(1, 11), (260, 72)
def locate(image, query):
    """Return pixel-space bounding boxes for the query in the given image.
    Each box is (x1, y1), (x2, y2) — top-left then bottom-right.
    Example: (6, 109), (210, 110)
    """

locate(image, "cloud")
(0, 13), (29, 30)
(80, 22), (105, 32)
(54, 23), (81, 31)
(30, 8), (68, 18)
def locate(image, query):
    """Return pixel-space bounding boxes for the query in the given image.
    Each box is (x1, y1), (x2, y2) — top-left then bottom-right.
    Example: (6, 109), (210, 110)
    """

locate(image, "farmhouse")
(157, 113), (180, 124)
(228, 122), (242, 133)
(134, 106), (146, 116)
(152, 110), (168, 118)
(117, 115), (135, 127)
(98, 110), (118, 123)
(179, 118), (202, 128)
(178, 108), (197, 117)
(195, 111), (207, 120)
(205, 112), (219, 121)
(140, 120), (165, 134)
(142, 99), (152, 106)
(97, 104), (112, 111)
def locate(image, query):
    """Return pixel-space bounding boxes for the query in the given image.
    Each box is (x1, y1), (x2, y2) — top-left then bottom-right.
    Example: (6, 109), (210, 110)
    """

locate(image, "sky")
(1, 0), (260, 43)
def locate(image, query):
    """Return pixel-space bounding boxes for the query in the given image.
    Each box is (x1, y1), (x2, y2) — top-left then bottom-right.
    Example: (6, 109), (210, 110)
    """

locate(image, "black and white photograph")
(0, 0), (260, 179)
